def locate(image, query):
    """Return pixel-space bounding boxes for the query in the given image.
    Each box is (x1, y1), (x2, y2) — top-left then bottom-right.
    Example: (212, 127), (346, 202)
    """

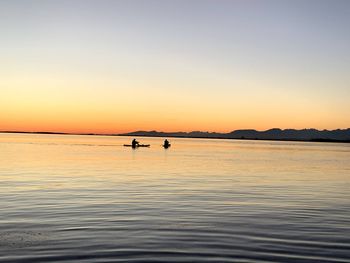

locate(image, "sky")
(1, 0), (349, 134)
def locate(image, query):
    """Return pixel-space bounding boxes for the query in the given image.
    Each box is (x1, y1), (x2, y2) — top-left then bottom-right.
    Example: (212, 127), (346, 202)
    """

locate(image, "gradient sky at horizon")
(1, 0), (349, 133)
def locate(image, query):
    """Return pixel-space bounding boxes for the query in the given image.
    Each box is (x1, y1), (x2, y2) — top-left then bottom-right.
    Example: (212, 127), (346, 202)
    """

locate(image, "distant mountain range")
(2, 128), (350, 143)
(121, 128), (350, 142)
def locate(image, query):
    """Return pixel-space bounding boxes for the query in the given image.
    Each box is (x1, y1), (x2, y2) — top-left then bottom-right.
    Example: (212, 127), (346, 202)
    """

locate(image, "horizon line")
(1, 127), (350, 136)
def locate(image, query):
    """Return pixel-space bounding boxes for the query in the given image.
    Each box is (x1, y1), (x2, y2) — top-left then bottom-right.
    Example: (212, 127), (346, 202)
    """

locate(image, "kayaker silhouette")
(132, 138), (139, 148)
(163, 139), (170, 148)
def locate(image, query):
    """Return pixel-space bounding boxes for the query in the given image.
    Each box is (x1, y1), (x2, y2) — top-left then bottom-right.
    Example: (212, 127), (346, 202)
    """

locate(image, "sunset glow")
(1, 0), (349, 133)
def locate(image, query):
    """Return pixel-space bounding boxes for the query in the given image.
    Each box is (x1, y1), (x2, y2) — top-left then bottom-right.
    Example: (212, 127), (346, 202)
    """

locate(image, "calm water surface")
(0, 133), (349, 262)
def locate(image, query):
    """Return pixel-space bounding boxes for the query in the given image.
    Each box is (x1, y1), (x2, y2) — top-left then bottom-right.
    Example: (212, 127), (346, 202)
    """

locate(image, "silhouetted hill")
(121, 128), (350, 142)
(225, 128), (350, 140)
(2, 129), (350, 143)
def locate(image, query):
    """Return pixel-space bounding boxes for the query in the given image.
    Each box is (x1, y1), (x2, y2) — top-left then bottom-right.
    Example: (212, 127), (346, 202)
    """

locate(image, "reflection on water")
(0, 133), (349, 262)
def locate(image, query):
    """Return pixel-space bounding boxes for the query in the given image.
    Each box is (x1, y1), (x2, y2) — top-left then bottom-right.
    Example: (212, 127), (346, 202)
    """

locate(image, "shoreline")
(1, 131), (350, 144)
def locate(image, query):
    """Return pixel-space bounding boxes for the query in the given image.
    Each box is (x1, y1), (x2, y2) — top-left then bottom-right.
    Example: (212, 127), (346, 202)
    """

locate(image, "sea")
(0, 133), (349, 262)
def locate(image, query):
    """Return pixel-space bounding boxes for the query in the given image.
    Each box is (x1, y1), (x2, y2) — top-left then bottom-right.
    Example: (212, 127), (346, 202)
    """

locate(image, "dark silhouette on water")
(123, 144), (150, 148)
(132, 138), (139, 148)
(163, 139), (171, 149)
(123, 139), (150, 148)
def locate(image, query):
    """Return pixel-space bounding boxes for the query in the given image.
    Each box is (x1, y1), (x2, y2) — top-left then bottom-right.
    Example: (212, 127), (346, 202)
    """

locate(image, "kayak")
(124, 144), (150, 148)
(163, 144), (171, 149)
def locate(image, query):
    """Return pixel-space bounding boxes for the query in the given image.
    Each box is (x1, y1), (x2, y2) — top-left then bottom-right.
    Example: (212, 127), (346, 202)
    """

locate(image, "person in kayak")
(163, 139), (170, 148)
(132, 138), (139, 148)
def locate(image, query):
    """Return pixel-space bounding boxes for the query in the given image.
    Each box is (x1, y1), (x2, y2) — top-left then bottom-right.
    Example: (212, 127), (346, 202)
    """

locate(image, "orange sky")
(1, 1), (349, 134)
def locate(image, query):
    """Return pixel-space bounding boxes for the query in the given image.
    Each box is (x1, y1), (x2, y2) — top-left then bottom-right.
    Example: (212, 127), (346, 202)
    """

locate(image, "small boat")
(124, 144), (150, 148)
(163, 144), (171, 149)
